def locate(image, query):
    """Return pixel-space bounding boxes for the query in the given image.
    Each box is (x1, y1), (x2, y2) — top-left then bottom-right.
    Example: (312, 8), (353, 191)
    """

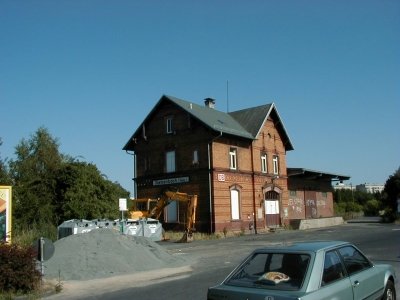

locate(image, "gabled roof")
(287, 168), (350, 182)
(123, 95), (294, 151)
(166, 95), (253, 139)
(229, 103), (294, 150)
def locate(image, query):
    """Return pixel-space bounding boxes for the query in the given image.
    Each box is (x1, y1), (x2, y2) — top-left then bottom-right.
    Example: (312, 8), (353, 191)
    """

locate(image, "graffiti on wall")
(288, 198), (303, 214)
(289, 198), (327, 216)
(305, 199), (327, 218)
(305, 199), (327, 207)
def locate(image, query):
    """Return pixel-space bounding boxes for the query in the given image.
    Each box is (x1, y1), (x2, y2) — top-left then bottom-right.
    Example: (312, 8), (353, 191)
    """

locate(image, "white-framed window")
(166, 150), (175, 173)
(193, 149), (199, 164)
(261, 153), (267, 173)
(229, 148), (237, 170)
(166, 117), (173, 134)
(230, 189), (240, 220)
(273, 155), (279, 175)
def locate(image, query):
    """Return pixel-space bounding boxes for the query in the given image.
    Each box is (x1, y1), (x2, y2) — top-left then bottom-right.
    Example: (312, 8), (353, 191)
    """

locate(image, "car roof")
(254, 241), (350, 253)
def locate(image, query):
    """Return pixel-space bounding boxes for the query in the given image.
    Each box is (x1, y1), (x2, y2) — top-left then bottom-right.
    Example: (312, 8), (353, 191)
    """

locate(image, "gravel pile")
(43, 229), (186, 281)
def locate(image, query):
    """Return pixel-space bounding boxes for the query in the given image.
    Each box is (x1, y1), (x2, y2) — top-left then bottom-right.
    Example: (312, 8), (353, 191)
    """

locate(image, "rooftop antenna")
(226, 80), (229, 112)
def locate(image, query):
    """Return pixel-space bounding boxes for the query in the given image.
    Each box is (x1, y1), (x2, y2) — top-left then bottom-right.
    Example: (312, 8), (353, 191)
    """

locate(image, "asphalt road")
(51, 222), (400, 300)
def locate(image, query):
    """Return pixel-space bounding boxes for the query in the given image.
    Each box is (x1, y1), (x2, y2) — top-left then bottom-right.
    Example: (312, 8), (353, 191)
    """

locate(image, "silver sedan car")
(207, 241), (396, 300)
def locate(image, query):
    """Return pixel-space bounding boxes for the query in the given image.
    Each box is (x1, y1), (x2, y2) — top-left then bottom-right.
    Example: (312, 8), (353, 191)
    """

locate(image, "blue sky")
(1, 0), (399, 195)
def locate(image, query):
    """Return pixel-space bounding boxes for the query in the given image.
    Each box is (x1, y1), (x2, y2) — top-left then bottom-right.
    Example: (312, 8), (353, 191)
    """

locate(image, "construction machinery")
(128, 189), (197, 242)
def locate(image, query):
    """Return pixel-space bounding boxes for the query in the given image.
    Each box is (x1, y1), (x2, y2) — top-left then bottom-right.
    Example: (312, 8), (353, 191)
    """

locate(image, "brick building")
(123, 95), (349, 233)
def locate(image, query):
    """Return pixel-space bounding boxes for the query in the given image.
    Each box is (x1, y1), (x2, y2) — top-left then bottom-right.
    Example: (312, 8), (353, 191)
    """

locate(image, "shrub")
(364, 199), (380, 216)
(0, 242), (42, 293)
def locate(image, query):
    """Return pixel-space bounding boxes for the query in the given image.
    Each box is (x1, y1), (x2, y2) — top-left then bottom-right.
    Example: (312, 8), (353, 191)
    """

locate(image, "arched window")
(230, 189), (240, 220)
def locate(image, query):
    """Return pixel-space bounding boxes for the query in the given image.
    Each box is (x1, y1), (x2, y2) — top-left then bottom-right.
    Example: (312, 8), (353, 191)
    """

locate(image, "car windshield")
(226, 252), (310, 291)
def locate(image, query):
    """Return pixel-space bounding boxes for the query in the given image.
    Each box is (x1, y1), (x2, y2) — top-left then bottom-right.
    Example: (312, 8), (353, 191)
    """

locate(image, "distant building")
(123, 95), (350, 233)
(333, 182), (356, 191)
(333, 182), (384, 194)
(356, 183), (384, 194)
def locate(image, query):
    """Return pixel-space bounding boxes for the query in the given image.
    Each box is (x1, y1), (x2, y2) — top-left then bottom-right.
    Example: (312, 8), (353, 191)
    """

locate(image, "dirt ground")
(43, 265), (193, 299)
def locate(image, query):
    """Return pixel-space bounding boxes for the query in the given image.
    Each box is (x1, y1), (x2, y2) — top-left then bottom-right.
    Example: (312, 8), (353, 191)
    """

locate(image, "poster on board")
(0, 186), (12, 243)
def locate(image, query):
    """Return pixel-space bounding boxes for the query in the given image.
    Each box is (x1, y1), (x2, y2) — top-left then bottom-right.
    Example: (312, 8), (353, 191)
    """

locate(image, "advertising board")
(0, 186), (12, 243)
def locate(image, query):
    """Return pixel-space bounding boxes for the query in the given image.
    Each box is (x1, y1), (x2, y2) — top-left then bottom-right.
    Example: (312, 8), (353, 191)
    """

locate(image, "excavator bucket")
(179, 230), (194, 243)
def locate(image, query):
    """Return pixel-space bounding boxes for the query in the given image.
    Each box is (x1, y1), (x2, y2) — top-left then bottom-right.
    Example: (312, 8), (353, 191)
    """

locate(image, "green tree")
(383, 167), (400, 218)
(7, 127), (130, 242)
(57, 161), (129, 221)
(8, 127), (63, 230)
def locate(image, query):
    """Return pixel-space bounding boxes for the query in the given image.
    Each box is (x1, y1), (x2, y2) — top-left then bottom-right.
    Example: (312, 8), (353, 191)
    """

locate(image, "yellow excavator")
(128, 189), (197, 242)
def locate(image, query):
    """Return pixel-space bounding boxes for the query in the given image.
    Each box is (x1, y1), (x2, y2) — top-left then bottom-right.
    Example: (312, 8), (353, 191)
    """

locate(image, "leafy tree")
(333, 189), (353, 204)
(5, 127), (130, 242)
(364, 199), (380, 216)
(333, 188), (382, 217)
(8, 127), (64, 231)
(57, 161), (129, 221)
(383, 167), (400, 217)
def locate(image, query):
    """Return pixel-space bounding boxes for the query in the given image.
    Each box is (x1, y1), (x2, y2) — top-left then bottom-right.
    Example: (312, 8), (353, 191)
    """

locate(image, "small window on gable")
(166, 117), (173, 134)
(273, 155), (279, 175)
(261, 153), (267, 173)
(229, 148), (237, 170)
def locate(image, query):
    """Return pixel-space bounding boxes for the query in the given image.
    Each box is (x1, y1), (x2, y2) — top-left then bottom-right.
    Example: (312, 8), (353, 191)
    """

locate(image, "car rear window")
(226, 252), (310, 291)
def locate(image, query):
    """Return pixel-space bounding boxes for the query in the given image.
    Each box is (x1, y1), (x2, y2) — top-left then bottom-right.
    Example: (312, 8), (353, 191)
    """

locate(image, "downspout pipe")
(208, 131), (223, 233)
(250, 143), (258, 234)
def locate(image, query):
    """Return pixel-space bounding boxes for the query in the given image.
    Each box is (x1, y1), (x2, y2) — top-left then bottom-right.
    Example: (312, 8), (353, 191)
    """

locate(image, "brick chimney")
(204, 98), (215, 109)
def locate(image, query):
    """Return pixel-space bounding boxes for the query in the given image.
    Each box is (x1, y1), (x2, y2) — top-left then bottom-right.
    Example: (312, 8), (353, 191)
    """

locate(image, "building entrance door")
(265, 191), (280, 227)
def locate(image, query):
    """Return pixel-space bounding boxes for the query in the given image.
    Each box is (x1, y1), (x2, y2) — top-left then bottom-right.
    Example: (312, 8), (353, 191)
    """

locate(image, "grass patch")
(163, 231), (224, 241)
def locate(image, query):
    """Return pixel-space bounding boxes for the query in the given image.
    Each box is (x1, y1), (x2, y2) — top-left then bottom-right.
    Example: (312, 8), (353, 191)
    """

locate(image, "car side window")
(338, 246), (372, 275)
(322, 250), (345, 286)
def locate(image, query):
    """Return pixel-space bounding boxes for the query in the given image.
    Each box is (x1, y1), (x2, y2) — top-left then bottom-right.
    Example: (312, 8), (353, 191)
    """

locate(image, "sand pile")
(43, 229), (187, 281)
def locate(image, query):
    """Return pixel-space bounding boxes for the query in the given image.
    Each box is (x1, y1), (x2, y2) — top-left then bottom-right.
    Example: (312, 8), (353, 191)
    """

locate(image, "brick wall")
(131, 101), (293, 233)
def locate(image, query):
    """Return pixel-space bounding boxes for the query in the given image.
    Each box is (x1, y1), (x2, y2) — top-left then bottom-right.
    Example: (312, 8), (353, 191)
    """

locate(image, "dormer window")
(166, 116), (173, 134)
